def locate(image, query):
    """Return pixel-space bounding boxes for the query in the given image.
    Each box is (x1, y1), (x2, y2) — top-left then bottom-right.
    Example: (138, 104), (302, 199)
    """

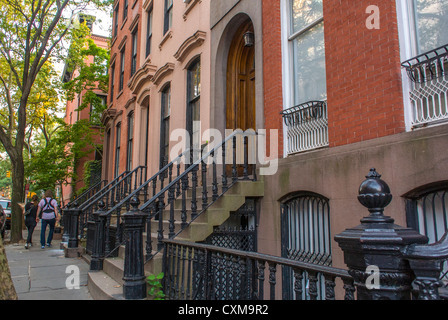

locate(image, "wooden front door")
(226, 22), (255, 132)
(226, 22), (255, 177)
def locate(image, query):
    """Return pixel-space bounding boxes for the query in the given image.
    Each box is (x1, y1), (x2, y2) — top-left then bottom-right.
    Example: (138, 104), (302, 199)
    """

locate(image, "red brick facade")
(262, 0), (406, 152)
(262, 0), (283, 157)
(324, 0), (405, 147)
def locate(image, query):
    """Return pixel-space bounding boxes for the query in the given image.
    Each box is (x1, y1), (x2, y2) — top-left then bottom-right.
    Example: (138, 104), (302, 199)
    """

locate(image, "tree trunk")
(0, 236), (18, 300)
(10, 153), (25, 243)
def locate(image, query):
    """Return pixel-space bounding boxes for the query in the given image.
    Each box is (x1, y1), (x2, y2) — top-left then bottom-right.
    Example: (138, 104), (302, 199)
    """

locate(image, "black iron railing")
(65, 166), (147, 250)
(64, 179), (107, 209)
(139, 130), (257, 260)
(100, 151), (189, 257)
(161, 239), (355, 300)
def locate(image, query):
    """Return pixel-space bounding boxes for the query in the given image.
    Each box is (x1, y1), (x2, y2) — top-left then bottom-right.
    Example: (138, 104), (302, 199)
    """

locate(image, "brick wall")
(261, 0), (406, 153)
(262, 0), (283, 157)
(324, 0), (405, 147)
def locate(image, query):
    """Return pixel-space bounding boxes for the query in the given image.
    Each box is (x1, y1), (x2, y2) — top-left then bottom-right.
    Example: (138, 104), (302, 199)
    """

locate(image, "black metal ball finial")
(130, 196), (140, 210)
(98, 199), (106, 210)
(358, 168), (393, 222)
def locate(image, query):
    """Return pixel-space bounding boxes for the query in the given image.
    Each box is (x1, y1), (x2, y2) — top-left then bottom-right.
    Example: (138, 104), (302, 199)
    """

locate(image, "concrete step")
(88, 271), (124, 300)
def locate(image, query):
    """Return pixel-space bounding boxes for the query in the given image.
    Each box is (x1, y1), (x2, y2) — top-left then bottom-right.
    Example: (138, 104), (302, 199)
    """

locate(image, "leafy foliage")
(147, 273), (166, 300)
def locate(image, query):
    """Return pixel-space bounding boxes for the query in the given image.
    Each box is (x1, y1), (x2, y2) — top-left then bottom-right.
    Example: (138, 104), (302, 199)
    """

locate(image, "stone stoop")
(87, 180), (264, 300)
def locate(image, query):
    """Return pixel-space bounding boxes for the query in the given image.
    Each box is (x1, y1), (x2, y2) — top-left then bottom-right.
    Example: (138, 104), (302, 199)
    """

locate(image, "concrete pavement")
(4, 223), (92, 300)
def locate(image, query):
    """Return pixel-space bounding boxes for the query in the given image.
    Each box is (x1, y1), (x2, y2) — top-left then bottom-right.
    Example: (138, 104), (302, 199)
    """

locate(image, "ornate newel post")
(122, 196), (147, 300)
(335, 168), (428, 300)
(68, 201), (80, 249)
(90, 200), (107, 271)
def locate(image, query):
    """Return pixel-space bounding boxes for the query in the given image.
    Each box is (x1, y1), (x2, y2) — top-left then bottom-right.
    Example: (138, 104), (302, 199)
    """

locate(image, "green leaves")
(147, 273), (166, 300)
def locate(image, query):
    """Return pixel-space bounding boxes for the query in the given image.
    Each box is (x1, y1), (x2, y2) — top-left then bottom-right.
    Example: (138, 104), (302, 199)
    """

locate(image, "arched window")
(281, 192), (331, 300)
(405, 182), (448, 285)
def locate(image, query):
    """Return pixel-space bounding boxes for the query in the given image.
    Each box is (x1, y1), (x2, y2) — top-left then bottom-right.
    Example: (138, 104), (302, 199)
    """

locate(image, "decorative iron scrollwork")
(281, 100), (326, 127)
(401, 43), (448, 83)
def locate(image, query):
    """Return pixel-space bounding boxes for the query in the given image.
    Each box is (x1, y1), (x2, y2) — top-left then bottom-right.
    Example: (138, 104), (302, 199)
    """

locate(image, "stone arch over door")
(211, 8), (263, 135)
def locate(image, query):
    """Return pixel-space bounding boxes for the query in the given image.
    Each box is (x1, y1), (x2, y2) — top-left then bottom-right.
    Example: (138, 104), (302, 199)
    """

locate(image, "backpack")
(41, 198), (56, 220)
(25, 204), (33, 216)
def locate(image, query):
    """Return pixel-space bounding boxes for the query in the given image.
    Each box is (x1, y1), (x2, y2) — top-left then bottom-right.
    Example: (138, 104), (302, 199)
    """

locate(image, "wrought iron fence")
(401, 44), (448, 128)
(281, 100), (329, 155)
(162, 239), (355, 300)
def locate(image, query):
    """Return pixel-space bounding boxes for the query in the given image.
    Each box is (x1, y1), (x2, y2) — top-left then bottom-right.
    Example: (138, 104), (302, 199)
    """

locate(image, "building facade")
(259, 0), (448, 275)
(102, 0), (210, 180)
(94, 0), (448, 299)
(62, 29), (109, 205)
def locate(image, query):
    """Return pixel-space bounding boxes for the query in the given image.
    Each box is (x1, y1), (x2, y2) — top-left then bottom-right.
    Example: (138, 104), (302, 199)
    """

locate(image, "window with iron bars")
(406, 184), (448, 291)
(281, 192), (331, 300)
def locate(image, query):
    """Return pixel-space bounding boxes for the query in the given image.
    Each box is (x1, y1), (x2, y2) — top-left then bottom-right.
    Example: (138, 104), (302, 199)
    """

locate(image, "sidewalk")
(4, 223), (92, 300)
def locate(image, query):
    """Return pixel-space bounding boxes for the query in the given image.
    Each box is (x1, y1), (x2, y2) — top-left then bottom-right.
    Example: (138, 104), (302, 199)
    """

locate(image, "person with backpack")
(36, 190), (61, 249)
(24, 195), (39, 249)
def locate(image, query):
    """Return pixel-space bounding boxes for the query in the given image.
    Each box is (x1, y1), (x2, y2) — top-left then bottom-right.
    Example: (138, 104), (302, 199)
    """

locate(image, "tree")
(0, 236), (17, 300)
(0, 0), (111, 243)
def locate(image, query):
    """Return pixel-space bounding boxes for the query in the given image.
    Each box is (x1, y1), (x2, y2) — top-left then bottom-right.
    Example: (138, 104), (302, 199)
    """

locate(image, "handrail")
(64, 179), (107, 209)
(76, 170), (128, 210)
(79, 166), (146, 211)
(104, 149), (191, 216)
(140, 129), (253, 212)
(163, 238), (351, 280)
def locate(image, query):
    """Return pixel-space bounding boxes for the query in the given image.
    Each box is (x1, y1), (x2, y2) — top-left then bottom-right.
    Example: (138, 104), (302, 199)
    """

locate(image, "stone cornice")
(152, 62), (175, 86)
(101, 108), (117, 126)
(128, 61), (157, 94)
(173, 30), (206, 62)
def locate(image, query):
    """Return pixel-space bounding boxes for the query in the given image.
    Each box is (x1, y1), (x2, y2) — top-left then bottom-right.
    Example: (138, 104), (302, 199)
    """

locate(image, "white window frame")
(281, 0), (328, 157)
(396, 0), (448, 131)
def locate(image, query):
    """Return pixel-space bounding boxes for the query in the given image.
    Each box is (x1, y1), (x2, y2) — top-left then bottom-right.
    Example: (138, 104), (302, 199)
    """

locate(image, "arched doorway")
(226, 20), (256, 131)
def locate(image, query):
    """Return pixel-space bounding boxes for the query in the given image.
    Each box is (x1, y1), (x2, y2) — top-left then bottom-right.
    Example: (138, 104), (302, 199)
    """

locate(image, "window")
(187, 59), (201, 151)
(405, 0), (448, 55)
(114, 123), (122, 178)
(164, 0), (173, 35)
(126, 113), (134, 171)
(110, 63), (115, 101)
(288, 0), (326, 106)
(123, 0), (128, 21)
(90, 94), (107, 124)
(114, 4), (119, 38)
(398, 0), (448, 129)
(160, 85), (171, 169)
(146, 6), (153, 57)
(281, 192), (331, 300)
(406, 185), (448, 285)
(119, 46), (125, 92)
(282, 0), (328, 155)
(131, 28), (138, 76)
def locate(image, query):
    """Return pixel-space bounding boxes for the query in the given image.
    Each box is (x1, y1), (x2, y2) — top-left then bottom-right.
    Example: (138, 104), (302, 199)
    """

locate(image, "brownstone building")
(81, 0), (448, 300)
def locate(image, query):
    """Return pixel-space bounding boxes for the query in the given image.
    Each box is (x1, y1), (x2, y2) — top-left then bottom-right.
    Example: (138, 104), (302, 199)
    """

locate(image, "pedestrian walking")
(36, 190), (61, 249)
(23, 195), (39, 249)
